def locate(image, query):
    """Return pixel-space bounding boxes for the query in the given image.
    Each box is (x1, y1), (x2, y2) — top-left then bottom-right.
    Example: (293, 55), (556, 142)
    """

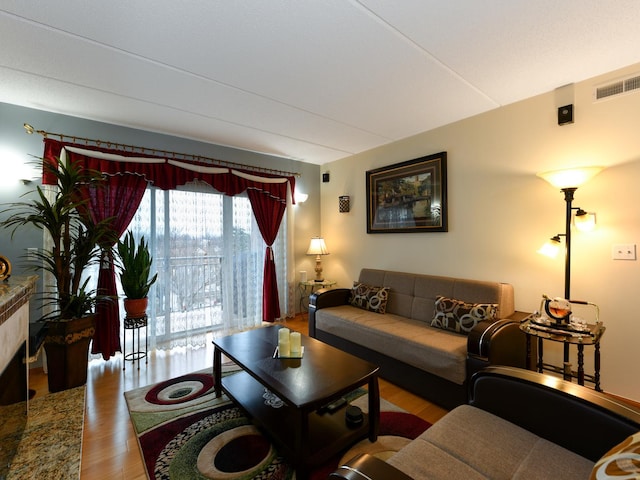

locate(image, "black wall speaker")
(558, 104), (574, 125)
(322, 172), (330, 183)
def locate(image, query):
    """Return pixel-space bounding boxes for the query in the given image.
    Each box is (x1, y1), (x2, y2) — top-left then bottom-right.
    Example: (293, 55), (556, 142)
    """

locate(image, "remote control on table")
(325, 397), (347, 413)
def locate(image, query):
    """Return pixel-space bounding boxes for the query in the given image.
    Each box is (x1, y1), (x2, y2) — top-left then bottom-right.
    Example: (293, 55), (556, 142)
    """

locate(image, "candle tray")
(273, 346), (304, 359)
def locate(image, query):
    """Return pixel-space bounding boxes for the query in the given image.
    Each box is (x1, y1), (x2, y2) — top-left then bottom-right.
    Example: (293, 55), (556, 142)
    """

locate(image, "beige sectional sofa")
(330, 367), (640, 480)
(308, 268), (530, 408)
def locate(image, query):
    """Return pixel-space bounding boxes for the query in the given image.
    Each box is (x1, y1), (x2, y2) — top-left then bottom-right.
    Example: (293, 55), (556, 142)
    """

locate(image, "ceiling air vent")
(595, 74), (640, 101)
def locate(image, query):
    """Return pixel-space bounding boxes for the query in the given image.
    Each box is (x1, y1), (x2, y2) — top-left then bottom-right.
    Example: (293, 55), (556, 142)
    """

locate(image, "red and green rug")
(124, 366), (430, 479)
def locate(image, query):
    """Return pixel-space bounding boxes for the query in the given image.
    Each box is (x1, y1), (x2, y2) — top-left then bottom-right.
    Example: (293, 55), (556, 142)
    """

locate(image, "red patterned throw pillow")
(431, 295), (497, 334)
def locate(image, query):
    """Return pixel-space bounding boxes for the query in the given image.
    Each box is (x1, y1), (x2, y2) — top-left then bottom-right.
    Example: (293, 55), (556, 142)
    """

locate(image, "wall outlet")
(612, 244), (637, 260)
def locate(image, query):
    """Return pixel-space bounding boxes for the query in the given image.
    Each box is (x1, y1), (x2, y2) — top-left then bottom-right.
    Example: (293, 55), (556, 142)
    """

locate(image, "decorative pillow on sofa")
(431, 295), (498, 334)
(350, 282), (390, 314)
(590, 431), (640, 479)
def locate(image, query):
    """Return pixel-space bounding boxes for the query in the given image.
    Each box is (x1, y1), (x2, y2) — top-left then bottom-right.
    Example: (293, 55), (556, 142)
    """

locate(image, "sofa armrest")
(329, 453), (413, 480)
(308, 287), (351, 337)
(467, 312), (533, 374)
(470, 366), (640, 461)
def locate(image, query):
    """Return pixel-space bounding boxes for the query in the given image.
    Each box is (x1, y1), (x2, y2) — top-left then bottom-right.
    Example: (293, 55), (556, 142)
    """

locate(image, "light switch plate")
(612, 244), (637, 260)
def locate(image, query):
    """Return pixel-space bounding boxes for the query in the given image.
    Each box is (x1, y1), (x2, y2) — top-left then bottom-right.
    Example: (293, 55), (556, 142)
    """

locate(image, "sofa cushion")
(388, 405), (594, 480)
(350, 282), (390, 314)
(315, 305), (468, 384)
(590, 431), (640, 479)
(431, 295), (498, 334)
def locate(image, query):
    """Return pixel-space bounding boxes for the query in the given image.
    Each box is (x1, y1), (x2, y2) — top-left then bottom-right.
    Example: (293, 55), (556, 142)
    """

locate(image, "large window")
(123, 181), (287, 350)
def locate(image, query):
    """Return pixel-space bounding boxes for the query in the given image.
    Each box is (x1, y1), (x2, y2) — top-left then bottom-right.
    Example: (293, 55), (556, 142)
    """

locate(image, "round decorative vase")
(543, 297), (571, 326)
(44, 315), (96, 393)
(124, 297), (148, 318)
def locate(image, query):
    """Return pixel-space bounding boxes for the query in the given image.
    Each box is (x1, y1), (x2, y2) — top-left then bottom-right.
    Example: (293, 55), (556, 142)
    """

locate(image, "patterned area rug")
(125, 366), (431, 479)
(8, 385), (86, 480)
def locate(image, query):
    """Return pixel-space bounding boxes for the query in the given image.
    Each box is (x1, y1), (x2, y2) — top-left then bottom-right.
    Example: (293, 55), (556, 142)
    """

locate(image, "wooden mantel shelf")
(0, 275), (38, 327)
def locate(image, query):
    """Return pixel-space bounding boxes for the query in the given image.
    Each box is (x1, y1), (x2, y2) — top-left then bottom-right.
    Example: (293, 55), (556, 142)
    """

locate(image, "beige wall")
(320, 63), (640, 402)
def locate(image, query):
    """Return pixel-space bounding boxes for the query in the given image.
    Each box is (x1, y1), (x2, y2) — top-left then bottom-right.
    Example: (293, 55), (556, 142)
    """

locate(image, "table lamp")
(306, 237), (329, 282)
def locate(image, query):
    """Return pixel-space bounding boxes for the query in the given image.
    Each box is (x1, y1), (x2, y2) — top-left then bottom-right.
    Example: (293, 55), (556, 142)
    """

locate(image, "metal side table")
(520, 317), (605, 391)
(298, 279), (336, 312)
(123, 314), (148, 370)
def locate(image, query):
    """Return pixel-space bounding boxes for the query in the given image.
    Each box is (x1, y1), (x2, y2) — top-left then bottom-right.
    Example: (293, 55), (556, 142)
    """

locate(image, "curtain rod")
(23, 123), (300, 177)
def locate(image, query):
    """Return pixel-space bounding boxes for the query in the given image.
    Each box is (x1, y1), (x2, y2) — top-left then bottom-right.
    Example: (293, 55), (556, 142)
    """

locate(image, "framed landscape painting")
(366, 152), (447, 233)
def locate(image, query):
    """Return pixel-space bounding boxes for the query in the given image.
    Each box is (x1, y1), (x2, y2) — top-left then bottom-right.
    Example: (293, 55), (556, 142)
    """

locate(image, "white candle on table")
(278, 338), (290, 357)
(278, 328), (290, 341)
(278, 328), (290, 357)
(290, 332), (301, 356)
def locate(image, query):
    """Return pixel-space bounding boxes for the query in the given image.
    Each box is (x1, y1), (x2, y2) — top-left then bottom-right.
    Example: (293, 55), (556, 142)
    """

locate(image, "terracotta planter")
(124, 297), (148, 318)
(43, 315), (95, 393)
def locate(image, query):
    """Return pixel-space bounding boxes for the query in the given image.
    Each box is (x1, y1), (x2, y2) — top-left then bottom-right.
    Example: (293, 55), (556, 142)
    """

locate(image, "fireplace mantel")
(0, 275), (37, 375)
(0, 275), (37, 319)
(0, 275), (37, 477)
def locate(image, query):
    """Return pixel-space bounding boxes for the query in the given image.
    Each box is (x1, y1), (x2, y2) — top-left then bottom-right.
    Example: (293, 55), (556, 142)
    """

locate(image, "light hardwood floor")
(28, 316), (448, 480)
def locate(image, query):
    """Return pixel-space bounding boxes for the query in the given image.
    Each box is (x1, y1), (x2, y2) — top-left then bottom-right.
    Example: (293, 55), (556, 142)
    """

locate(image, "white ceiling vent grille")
(595, 74), (640, 101)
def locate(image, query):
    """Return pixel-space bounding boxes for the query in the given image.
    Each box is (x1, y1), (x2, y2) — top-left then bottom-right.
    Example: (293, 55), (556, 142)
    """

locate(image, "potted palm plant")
(115, 231), (157, 318)
(1, 158), (113, 392)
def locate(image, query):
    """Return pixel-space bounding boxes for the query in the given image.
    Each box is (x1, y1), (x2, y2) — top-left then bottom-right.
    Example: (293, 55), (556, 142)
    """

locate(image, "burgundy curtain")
(42, 139), (295, 203)
(247, 189), (287, 322)
(81, 174), (148, 360)
(43, 137), (295, 339)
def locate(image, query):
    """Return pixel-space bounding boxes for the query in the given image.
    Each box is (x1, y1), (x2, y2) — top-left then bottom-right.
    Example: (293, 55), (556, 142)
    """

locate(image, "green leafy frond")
(116, 231), (157, 299)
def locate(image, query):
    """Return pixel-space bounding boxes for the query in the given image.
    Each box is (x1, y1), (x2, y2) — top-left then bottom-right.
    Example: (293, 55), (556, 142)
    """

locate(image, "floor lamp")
(537, 166), (603, 300)
(537, 166), (603, 368)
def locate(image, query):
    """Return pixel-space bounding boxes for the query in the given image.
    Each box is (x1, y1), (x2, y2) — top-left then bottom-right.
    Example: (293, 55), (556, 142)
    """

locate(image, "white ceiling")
(2, 1), (640, 165)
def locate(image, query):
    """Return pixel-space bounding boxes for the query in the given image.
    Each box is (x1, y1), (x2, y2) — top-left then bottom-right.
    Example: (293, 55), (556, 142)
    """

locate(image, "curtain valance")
(43, 138), (296, 204)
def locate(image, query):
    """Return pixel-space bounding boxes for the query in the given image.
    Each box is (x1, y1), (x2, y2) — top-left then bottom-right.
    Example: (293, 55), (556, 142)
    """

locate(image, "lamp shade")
(537, 236), (562, 258)
(575, 211), (596, 232)
(294, 191), (308, 203)
(536, 166), (604, 189)
(306, 237), (329, 256)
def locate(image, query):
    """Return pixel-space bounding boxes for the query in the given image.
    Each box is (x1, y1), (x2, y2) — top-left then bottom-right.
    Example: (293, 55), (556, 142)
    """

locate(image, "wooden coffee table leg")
(368, 374), (380, 442)
(294, 409), (310, 480)
(214, 346), (222, 398)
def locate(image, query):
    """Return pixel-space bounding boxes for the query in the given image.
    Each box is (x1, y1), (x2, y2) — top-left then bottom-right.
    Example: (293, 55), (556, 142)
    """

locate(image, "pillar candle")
(278, 337), (290, 357)
(278, 328), (290, 357)
(290, 331), (301, 356)
(278, 328), (290, 342)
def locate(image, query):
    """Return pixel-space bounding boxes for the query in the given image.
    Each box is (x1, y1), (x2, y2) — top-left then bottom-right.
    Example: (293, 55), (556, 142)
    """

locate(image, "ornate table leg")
(594, 341), (602, 391)
(563, 343), (573, 381)
(537, 337), (544, 373)
(577, 344), (585, 385)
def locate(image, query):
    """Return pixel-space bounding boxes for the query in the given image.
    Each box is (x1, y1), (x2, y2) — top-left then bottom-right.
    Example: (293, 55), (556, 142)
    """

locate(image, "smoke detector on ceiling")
(594, 73), (640, 101)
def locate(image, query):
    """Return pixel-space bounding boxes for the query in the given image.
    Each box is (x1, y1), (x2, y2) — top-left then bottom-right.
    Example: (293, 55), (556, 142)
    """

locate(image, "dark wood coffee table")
(213, 325), (380, 479)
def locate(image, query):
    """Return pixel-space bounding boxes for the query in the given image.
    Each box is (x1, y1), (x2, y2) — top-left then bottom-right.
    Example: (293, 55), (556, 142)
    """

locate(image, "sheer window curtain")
(117, 180), (289, 352)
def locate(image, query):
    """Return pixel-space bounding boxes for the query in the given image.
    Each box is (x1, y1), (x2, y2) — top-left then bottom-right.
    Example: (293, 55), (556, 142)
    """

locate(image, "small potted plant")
(116, 231), (157, 318)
